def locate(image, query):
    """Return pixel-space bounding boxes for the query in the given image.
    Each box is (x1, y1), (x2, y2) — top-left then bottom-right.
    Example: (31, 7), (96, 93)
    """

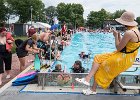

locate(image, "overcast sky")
(10, 0), (140, 23)
(42, 0), (140, 19)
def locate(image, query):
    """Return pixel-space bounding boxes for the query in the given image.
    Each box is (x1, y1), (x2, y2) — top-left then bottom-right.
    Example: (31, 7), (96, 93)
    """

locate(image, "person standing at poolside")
(61, 22), (67, 36)
(75, 11), (140, 95)
(0, 28), (14, 85)
(15, 34), (40, 72)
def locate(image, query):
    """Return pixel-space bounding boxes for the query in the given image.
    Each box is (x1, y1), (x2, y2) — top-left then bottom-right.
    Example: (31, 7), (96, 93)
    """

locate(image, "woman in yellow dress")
(75, 11), (140, 95)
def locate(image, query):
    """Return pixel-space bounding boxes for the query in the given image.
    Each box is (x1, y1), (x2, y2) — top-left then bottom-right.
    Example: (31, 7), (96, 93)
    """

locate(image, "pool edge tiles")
(20, 84), (140, 96)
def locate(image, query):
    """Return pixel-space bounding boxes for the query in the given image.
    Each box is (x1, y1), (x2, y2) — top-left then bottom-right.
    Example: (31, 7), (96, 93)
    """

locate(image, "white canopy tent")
(36, 22), (51, 28)
(27, 21), (51, 28)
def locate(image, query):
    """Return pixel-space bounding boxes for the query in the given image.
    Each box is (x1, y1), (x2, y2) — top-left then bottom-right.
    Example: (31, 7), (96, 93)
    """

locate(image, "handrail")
(125, 67), (138, 72)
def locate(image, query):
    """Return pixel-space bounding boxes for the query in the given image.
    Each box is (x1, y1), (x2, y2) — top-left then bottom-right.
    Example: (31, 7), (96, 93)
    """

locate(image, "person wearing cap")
(0, 28), (14, 85)
(75, 11), (140, 95)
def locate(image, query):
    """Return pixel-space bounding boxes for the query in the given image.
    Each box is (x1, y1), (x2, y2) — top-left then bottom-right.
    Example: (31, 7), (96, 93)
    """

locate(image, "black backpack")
(15, 39), (24, 47)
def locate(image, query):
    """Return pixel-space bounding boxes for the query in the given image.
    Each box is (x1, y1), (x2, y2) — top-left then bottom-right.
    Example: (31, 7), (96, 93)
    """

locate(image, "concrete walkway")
(0, 86), (140, 100)
(0, 54), (34, 88)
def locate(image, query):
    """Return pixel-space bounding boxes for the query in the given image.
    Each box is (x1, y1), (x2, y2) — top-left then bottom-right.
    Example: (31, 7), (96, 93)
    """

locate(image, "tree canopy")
(1, 0), (140, 28)
(136, 17), (140, 25)
(6, 0), (45, 23)
(57, 3), (84, 28)
(0, 0), (8, 22)
(86, 9), (127, 28)
(87, 9), (109, 28)
(44, 6), (57, 25)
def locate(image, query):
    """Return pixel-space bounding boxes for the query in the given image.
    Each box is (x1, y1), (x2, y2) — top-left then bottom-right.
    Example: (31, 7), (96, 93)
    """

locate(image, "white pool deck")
(21, 84), (139, 95)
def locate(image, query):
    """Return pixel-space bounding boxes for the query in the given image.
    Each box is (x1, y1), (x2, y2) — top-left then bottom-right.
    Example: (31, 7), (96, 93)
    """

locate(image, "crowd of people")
(0, 11), (140, 96)
(0, 22), (74, 86)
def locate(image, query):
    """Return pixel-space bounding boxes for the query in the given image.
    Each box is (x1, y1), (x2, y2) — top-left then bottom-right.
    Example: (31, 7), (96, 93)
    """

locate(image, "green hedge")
(11, 36), (28, 53)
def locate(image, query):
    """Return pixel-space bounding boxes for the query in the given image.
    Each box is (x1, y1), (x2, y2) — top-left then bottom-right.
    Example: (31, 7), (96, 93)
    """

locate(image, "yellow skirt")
(94, 51), (138, 89)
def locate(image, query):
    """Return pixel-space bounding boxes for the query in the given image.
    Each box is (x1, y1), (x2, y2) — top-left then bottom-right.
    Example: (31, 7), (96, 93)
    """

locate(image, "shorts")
(16, 48), (28, 58)
(0, 51), (12, 74)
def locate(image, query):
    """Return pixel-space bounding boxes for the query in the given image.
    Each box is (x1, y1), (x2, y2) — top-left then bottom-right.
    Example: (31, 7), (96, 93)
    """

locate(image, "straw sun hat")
(115, 11), (138, 26)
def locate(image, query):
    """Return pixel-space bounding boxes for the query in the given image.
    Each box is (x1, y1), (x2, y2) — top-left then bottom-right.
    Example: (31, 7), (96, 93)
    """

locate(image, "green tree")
(34, 9), (46, 23)
(112, 10), (126, 19)
(87, 9), (109, 28)
(57, 3), (67, 23)
(0, 0), (8, 22)
(6, 0), (45, 23)
(44, 6), (57, 25)
(57, 3), (84, 28)
(71, 3), (84, 27)
(136, 17), (140, 25)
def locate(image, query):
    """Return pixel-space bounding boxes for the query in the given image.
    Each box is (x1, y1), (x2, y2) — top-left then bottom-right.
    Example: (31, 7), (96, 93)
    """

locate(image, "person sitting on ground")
(75, 11), (140, 95)
(52, 64), (62, 72)
(71, 60), (85, 73)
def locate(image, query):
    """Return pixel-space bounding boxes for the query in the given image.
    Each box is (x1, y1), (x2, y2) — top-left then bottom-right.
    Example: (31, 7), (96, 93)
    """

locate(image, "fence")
(38, 72), (140, 94)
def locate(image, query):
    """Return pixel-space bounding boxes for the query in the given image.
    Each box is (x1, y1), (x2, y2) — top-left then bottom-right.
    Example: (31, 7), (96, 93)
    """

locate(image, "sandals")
(82, 88), (97, 95)
(6, 75), (11, 79)
(75, 78), (90, 86)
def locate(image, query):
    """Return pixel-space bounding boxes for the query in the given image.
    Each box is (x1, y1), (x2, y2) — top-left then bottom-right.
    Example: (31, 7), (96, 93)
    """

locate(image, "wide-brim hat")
(115, 11), (138, 26)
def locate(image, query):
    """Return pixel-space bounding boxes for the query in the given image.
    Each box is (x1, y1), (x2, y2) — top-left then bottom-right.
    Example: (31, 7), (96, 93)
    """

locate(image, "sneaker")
(82, 88), (97, 95)
(75, 78), (90, 86)
(6, 75), (11, 79)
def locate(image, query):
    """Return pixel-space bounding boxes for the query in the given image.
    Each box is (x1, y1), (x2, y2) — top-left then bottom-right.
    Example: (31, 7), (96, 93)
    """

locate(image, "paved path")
(0, 54), (34, 88)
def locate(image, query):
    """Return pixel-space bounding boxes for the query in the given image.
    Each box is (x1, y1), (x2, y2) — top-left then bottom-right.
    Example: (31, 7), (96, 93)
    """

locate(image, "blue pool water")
(52, 32), (140, 75)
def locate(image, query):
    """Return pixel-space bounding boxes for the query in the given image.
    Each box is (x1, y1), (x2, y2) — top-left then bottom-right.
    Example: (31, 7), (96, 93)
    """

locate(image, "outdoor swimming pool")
(52, 32), (140, 75)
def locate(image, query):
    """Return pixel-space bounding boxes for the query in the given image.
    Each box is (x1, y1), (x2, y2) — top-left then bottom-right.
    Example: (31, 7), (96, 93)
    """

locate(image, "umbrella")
(50, 24), (60, 30)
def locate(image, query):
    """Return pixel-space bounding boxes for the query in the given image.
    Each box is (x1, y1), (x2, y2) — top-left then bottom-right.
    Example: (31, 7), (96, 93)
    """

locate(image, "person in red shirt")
(28, 26), (36, 37)
(61, 22), (67, 36)
(6, 32), (14, 52)
(0, 28), (14, 85)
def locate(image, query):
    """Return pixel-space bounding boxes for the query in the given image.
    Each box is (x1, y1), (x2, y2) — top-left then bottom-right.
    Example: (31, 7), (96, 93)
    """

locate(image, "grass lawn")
(12, 36), (28, 53)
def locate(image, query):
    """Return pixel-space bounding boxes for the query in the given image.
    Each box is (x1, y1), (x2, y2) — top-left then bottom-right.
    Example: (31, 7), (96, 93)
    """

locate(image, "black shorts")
(0, 51), (12, 74)
(16, 48), (28, 58)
